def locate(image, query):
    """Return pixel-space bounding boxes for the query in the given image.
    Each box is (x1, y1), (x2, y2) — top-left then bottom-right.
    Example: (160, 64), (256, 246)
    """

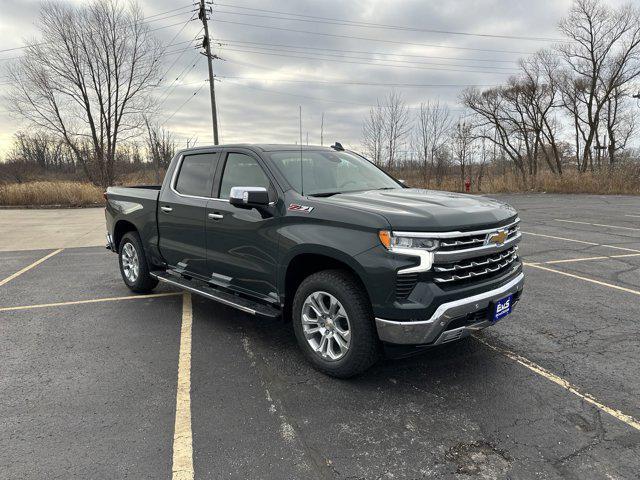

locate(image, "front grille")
(434, 247), (518, 284)
(437, 222), (519, 252)
(432, 219), (521, 286)
(396, 273), (418, 299)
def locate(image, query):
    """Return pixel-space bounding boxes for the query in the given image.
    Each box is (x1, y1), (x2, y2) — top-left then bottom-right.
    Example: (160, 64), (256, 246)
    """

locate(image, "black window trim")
(215, 149), (277, 203)
(171, 150), (220, 200)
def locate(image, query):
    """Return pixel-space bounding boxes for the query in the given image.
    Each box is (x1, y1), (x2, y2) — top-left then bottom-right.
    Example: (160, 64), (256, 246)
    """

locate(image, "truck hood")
(321, 188), (517, 231)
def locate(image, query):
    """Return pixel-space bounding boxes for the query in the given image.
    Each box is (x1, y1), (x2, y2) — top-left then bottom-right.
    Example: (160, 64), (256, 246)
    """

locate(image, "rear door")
(204, 149), (280, 302)
(158, 150), (220, 277)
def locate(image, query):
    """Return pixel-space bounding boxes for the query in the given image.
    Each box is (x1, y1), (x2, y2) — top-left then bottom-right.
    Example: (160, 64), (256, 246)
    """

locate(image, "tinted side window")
(174, 153), (216, 197)
(219, 153), (271, 199)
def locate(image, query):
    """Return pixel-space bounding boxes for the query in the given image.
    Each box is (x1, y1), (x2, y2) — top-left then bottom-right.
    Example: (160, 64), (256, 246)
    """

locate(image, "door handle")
(208, 212), (224, 220)
(160, 206), (173, 213)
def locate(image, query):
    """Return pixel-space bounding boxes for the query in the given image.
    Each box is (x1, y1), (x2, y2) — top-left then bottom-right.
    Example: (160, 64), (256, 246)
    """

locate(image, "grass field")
(0, 168), (638, 207)
(0, 181), (104, 207)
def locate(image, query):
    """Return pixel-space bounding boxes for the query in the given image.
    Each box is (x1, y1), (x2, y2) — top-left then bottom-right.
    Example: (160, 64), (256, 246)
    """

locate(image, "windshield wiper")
(309, 191), (342, 197)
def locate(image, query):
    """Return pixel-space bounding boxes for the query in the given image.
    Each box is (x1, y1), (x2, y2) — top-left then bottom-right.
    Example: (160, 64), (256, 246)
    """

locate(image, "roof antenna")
(299, 105), (304, 195)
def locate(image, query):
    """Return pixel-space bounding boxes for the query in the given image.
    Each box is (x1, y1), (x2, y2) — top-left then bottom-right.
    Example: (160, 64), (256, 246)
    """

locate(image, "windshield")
(267, 150), (401, 196)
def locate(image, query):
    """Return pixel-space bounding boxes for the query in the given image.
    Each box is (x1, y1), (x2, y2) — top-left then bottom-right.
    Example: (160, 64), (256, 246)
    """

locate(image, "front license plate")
(493, 294), (513, 322)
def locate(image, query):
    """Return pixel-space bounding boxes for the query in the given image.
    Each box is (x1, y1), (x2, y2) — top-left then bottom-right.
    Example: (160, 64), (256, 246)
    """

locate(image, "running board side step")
(150, 271), (280, 318)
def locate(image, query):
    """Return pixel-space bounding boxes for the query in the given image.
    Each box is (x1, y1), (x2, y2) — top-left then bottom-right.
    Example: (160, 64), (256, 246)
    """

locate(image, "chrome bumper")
(375, 272), (525, 345)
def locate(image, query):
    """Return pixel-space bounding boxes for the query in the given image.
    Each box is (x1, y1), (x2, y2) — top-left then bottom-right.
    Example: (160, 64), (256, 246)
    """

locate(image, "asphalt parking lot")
(1, 194), (640, 479)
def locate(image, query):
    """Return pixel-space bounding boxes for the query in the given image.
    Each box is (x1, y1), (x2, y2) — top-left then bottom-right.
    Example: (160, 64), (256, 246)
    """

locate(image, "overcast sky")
(0, 0), (631, 157)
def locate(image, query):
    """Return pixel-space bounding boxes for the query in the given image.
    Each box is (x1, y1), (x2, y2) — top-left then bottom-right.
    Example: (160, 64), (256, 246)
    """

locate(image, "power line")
(217, 75), (494, 88)
(221, 47), (518, 75)
(212, 38), (519, 64)
(217, 42), (520, 71)
(164, 82), (207, 123)
(211, 4), (563, 42)
(210, 19), (535, 55)
(221, 78), (469, 110)
(157, 52), (202, 105)
(157, 27), (203, 84)
(0, 4), (196, 54)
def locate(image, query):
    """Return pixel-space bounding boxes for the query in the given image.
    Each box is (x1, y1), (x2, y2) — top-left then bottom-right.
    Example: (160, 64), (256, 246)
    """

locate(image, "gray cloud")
(0, 0), (627, 154)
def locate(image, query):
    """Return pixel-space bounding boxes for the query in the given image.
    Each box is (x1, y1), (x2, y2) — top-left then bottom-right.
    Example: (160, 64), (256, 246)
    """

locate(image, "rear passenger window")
(219, 153), (271, 199)
(174, 153), (216, 197)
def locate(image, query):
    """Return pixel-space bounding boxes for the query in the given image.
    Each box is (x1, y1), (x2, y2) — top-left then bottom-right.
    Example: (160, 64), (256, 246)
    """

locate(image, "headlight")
(378, 231), (439, 251)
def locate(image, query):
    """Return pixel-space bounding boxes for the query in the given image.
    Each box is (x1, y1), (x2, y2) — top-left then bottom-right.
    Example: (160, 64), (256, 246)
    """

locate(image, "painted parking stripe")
(524, 262), (640, 296)
(476, 338), (640, 431)
(521, 231), (640, 253)
(0, 292), (181, 313)
(555, 219), (640, 232)
(531, 253), (640, 265)
(0, 248), (64, 287)
(172, 293), (194, 480)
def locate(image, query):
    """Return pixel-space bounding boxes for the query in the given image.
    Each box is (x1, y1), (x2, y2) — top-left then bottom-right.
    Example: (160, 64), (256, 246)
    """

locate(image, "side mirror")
(398, 179), (408, 187)
(229, 186), (270, 208)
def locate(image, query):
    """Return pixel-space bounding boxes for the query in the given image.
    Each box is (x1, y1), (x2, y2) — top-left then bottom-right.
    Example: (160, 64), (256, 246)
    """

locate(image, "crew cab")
(105, 144), (524, 377)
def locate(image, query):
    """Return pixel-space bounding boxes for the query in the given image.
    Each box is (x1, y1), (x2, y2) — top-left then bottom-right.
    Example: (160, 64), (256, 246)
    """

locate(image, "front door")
(158, 151), (219, 277)
(205, 150), (280, 303)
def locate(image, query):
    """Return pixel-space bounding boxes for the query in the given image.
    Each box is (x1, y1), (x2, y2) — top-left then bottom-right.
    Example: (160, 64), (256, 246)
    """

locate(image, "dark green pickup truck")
(105, 143), (524, 377)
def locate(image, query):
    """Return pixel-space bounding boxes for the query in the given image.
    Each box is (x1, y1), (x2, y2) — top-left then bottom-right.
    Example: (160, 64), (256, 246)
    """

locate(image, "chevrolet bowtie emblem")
(487, 230), (508, 246)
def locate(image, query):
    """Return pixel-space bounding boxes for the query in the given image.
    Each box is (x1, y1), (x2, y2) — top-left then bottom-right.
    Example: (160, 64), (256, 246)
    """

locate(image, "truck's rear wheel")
(292, 270), (379, 378)
(118, 231), (158, 293)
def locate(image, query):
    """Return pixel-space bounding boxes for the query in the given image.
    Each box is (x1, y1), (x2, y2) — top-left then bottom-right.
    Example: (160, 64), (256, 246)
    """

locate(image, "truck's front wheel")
(118, 231), (158, 293)
(292, 270), (379, 378)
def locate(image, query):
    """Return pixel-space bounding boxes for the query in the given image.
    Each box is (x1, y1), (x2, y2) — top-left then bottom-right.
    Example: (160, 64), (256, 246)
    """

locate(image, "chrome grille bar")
(434, 253), (519, 283)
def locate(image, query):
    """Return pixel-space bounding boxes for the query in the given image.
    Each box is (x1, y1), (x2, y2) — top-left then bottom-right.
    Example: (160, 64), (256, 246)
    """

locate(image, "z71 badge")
(288, 203), (314, 213)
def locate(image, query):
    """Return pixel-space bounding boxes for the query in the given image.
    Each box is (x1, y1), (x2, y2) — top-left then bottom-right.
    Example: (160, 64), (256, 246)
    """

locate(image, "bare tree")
(10, 131), (70, 171)
(557, 0), (640, 171)
(604, 87), (637, 164)
(415, 99), (452, 186)
(362, 101), (385, 165)
(145, 117), (176, 183)
(462, 87), (529, 182)
(8, 0), (162, 187)
(520, 52), (564, 175)
(451, 121), (475, 189)
(382, 91), (411, 169)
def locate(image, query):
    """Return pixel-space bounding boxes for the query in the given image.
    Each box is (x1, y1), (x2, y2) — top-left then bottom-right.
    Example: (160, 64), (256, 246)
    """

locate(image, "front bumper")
(375, 272), (524, 345)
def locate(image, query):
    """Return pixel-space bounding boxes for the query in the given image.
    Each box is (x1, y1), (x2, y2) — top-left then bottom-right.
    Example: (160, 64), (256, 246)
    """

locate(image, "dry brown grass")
(392, 167), (640, 195)
(117, 168), (164, 186)
(0, 181), (105, 207)
(1, 164), (638, 208)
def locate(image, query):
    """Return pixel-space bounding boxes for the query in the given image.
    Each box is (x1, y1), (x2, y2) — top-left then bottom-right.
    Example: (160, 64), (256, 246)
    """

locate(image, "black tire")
(118, 231), (158, 293)
(292, 270), (380, 378)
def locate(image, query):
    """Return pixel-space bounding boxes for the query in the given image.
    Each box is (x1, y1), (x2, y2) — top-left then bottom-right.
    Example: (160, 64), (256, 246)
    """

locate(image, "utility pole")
(199, 0), (219, 145)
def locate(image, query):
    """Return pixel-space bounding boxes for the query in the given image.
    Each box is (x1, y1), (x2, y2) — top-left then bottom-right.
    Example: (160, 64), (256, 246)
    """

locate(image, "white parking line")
(555, 219), (640, 232)
(521, 231), (640, 253)
(0, 292), (181, 313)
(534, 253), (640, 265)
(172, 293), (194, 480)
(524, 262), (640, 296)
(0, 249), (64, 287)
(477, 338), (640, 432)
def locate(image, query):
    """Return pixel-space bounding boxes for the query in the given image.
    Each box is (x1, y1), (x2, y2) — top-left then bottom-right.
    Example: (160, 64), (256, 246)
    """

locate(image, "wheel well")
(113, 220), (137, 250)
(283, 253), (369, 320)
